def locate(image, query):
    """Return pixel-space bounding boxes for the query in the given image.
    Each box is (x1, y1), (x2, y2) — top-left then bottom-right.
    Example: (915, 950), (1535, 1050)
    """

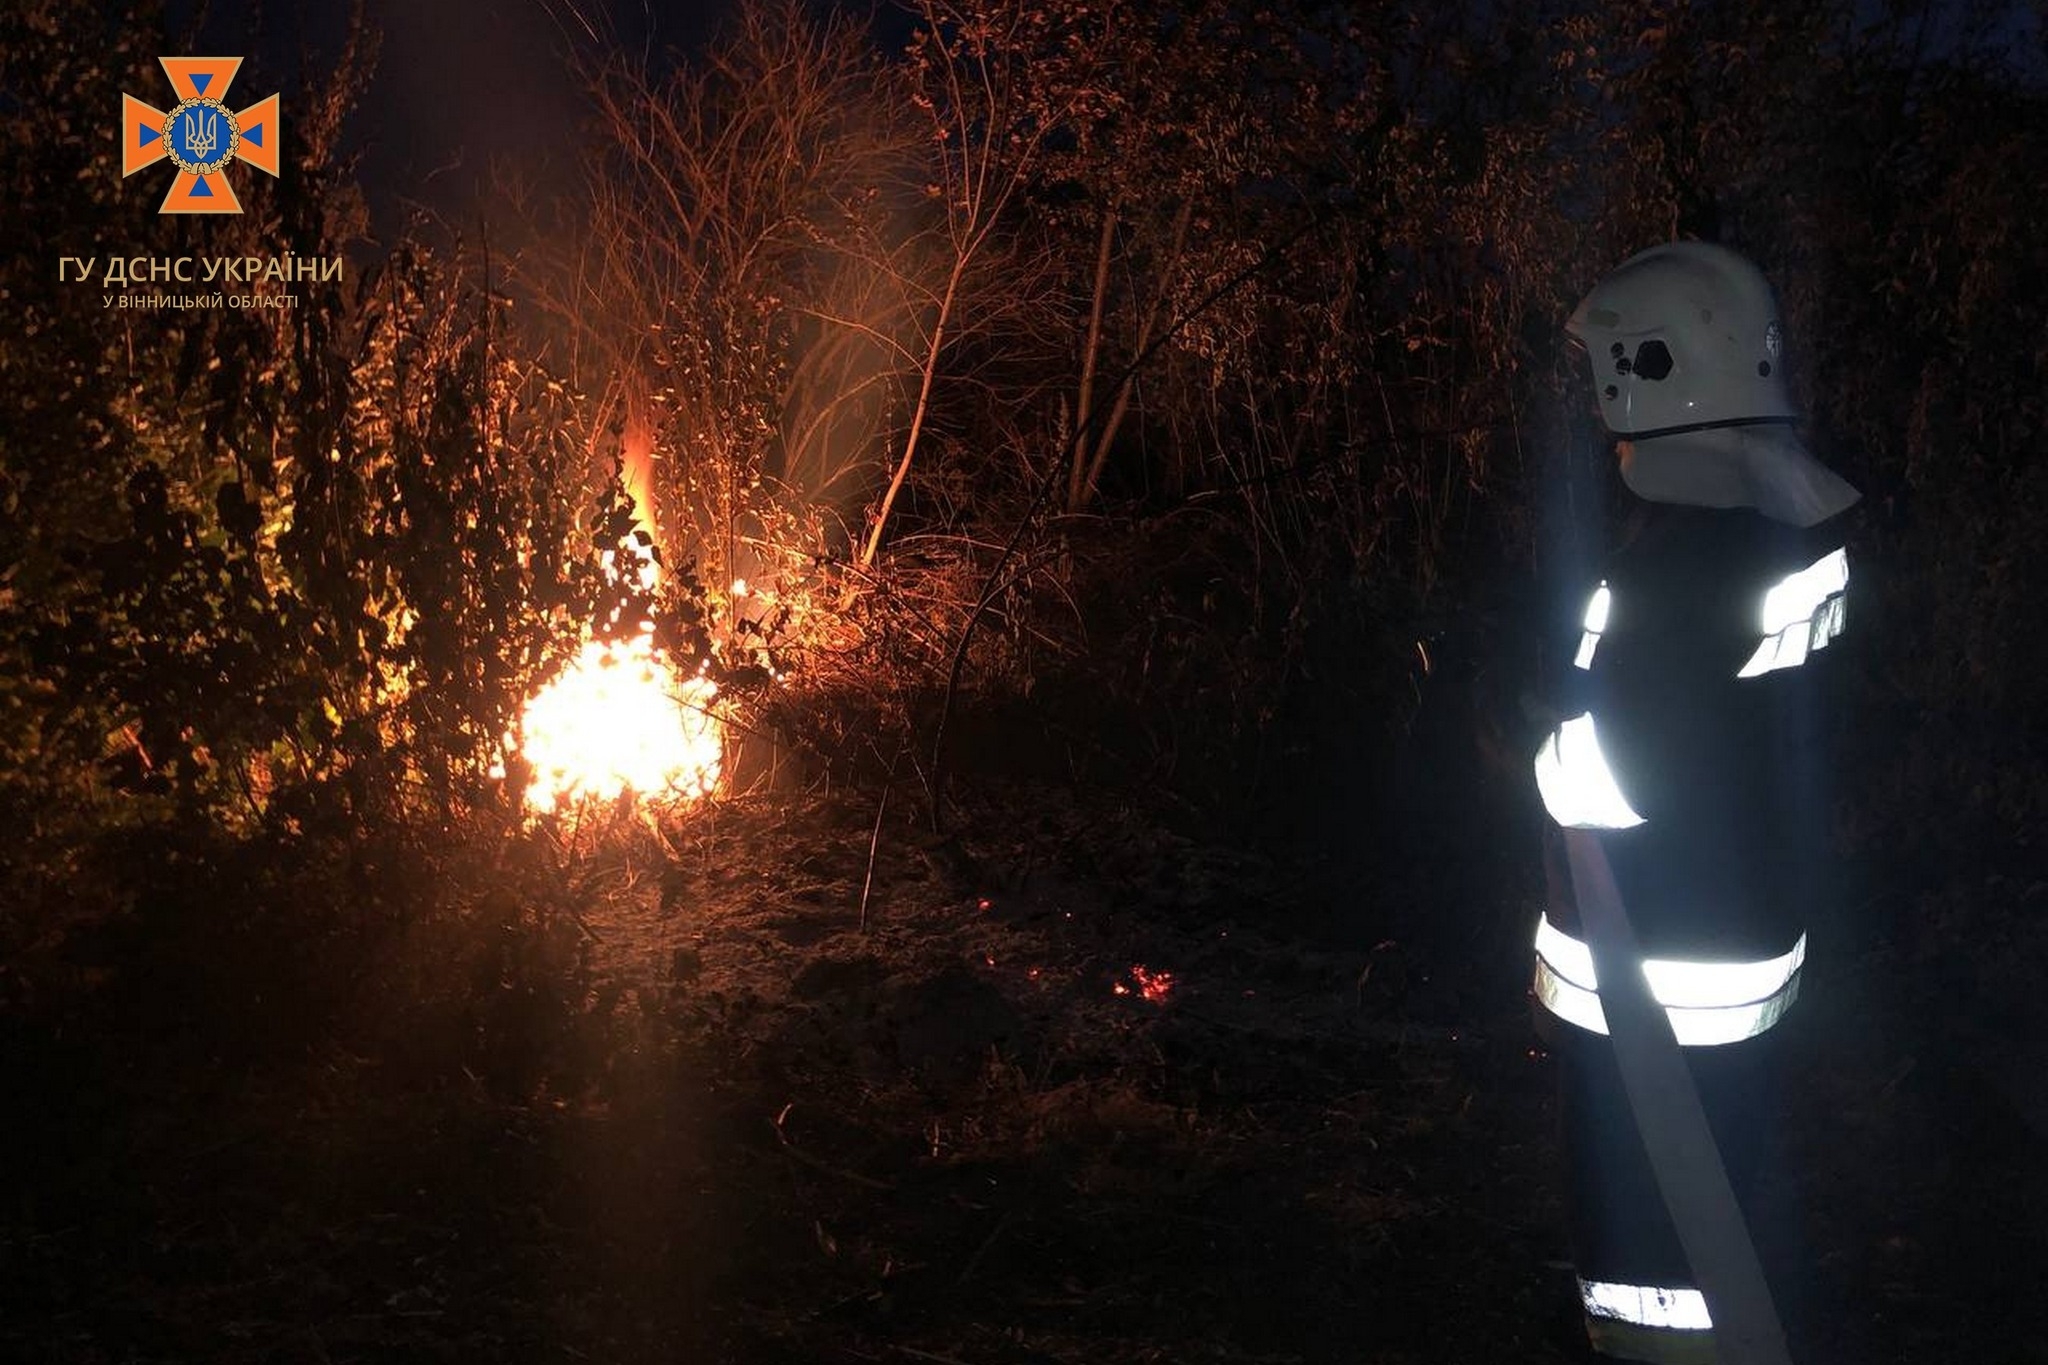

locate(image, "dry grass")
(0, 781), (2039, 1363)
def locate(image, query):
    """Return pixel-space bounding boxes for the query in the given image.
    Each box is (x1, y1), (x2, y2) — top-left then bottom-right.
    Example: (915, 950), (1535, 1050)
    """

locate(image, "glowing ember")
(1119, 964), (1176, 1004)
(513, 625), (722, 811)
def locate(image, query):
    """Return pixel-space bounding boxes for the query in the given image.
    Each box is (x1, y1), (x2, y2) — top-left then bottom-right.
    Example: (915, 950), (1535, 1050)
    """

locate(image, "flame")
(515, 627), (722, 811)
(507, 470), (723, 811)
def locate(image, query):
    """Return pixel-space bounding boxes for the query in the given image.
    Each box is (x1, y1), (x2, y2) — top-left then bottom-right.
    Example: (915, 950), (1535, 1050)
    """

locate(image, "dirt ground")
(1, 783), (2042, 1364)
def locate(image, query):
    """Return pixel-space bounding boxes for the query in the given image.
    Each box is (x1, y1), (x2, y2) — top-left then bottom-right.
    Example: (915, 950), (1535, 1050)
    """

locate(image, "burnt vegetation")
(2, 0), (2045, 1361)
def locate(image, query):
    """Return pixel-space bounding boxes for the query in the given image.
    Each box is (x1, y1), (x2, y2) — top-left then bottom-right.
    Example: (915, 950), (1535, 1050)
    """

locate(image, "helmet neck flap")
(1621, 425), (1861, 529)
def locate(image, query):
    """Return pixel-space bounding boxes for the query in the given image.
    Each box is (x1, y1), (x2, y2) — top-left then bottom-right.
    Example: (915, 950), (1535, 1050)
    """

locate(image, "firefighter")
(1529, 241), (1860, 1364)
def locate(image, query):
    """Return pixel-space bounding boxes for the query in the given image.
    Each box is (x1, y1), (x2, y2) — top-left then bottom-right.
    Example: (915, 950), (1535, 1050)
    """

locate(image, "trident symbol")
(184, 107), (217, 162)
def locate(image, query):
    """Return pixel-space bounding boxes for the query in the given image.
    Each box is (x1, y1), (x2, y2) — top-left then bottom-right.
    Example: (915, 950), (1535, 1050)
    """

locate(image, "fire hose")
(1563, 828), (1794, 1365)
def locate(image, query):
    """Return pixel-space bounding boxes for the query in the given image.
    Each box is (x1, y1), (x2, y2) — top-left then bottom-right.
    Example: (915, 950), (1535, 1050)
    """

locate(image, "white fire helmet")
(1568, 241), (1859, 528)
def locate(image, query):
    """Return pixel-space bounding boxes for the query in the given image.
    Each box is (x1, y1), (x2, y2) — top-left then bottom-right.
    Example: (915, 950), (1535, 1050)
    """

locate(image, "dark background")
(4, 1), (2047, 1361)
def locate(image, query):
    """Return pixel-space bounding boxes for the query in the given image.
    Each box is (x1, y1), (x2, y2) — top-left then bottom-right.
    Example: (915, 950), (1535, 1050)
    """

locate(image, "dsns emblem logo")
(121, 58), (279, 214)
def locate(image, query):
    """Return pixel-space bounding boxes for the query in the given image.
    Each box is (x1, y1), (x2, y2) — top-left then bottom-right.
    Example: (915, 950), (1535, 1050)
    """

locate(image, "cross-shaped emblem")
(122, 58), (280, 215)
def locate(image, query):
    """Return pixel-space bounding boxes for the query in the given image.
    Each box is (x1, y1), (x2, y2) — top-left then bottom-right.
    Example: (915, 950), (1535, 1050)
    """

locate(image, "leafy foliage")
(0, 3), (673, 942)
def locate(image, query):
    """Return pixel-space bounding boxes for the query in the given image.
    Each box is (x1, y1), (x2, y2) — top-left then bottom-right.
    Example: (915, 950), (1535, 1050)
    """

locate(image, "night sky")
(139, 0), (2044, 238)
(160, 0), (870, 236)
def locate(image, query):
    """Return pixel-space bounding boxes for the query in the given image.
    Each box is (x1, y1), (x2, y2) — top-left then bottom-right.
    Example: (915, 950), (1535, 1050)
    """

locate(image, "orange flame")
(505, 476), (724, 811)
(515, 630), (721, 811)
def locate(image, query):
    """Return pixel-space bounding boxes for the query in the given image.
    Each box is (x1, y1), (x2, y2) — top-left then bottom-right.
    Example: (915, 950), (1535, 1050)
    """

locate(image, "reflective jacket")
(1536, 504), (1852, 966)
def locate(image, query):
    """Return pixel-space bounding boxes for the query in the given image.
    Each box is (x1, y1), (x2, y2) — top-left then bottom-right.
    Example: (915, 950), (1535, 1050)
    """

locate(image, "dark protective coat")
(1552, 503), (1849, 962)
